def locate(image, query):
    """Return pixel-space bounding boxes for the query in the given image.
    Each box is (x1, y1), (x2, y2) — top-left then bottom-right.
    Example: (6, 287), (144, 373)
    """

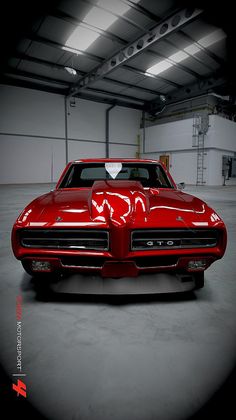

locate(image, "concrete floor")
(0, 183), (236, 420)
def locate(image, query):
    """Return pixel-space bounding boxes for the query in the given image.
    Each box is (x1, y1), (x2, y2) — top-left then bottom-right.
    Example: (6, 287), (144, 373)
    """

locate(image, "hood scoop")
(89, 180), (150, 226)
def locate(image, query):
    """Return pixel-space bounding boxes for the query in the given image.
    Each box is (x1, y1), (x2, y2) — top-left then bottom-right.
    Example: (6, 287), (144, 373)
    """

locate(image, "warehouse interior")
(0, 0), (236, 419)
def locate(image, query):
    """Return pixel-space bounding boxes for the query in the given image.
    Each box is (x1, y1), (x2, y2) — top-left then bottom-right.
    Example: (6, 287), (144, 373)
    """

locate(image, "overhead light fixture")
(64, 0), (140, 53)
(62, 46), (83, 55)
(146, 29), (226, 76)
(64, 67), (77, 76)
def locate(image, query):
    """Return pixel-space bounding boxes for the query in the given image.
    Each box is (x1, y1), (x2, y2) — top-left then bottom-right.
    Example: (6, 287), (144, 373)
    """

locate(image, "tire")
(21, 261), (59, 301)
(194, 272), (205, 289)
(22, 260), (35, 276)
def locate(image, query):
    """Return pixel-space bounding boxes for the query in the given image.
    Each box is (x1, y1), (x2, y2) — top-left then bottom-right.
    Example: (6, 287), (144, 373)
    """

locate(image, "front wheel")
(194, 272), (205, 289)
(21, 261), (60, 301)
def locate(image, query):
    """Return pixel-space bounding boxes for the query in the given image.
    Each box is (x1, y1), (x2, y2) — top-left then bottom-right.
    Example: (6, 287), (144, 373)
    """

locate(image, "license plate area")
(102, 261), (138, 278)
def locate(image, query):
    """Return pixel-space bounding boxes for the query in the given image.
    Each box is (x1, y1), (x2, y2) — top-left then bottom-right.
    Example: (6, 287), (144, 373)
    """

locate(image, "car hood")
(17, 180), (224, 229)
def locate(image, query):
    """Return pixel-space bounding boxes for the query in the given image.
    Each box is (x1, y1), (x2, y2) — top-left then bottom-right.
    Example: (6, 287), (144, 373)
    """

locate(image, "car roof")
(71, 158), (161, 164)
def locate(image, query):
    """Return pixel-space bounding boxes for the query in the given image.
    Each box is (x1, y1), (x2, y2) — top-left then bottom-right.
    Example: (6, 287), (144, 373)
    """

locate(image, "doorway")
(159, 155), (170, 170)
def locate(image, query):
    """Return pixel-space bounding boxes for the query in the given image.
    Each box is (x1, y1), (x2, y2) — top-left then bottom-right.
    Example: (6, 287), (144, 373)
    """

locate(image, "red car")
(12, 159), (227, 293)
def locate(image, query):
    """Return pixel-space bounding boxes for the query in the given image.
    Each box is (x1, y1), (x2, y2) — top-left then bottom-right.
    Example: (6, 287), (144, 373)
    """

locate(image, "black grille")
(20, 229), (109, 251)
(131, 229), (219, 251)
(60, 256), (106, 268)
(133, 256), (178, 268)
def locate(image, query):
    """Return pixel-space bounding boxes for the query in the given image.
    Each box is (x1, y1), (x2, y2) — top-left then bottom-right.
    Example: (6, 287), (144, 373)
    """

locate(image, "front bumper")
(21, 253), (216, 277)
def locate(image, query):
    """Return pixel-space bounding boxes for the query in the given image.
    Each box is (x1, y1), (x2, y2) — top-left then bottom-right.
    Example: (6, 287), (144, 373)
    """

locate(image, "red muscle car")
(12, 159), (227, 293)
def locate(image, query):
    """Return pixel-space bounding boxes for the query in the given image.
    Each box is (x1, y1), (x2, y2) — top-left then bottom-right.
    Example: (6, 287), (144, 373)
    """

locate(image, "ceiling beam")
(4, 68), (70, 88)
(164, 73), (226, 104)
(119, 0), (225, 66)
(71, 92), (145, 110)
(1, 74), (68, 95)
(101, 77), (161, 96)
(1, 74), (144, 109)
(124, 65), (182, 88)
(68, 7), (203, 97)
(85, 87), (145, 104)
(3, 67), (146, 106)
(146, 50), (203, 80)
(31, 34), (104, 63)
(176, 31), (225, 66)
(118, 0), (162, 22)
(13, 53), (164, 96)
(13, 53), (69, 72)
(26, 33), (182, 89)
(52, 10), (203, 82)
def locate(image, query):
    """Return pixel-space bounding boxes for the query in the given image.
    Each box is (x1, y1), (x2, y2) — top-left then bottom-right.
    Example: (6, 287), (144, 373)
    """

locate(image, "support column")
(105, 105), (115, 158)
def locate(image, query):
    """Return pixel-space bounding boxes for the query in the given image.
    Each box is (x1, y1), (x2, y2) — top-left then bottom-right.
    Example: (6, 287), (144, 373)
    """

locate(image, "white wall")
(109, 107), (141, 145)
(208, 149), (235, 186)
(142, 115), (236, 185)
(0, 85), (64, 137)
(143, 150), (199, 185)
(0, 136), (65, 184)
(208, 115), (236, 150)
(0, 85), (141, 184)
(143, 119), (193, 153)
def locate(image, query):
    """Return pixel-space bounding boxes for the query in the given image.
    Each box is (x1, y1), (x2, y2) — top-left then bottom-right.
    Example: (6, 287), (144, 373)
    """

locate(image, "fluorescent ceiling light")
(62, 46), (83, 55)
(146, 61), (172, 75)
(65, 0), (140, 53)
(169, 50), (188, 63)
(198, 29), (226, 48)
(184, 43), (201, 55)
(146, 28), (226, 76)
(65, 26), (99, 52)
(83, 7), (117, 30)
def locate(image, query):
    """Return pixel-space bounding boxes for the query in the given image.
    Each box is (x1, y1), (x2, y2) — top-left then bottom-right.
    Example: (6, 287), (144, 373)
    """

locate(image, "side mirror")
(177, 182), (185, 190)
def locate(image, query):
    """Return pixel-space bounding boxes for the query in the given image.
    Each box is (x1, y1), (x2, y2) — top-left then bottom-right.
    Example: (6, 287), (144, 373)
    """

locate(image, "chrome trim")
(131, 229), (218, 251)
(22, 244), (108, 250)
(137, 263), (177, 269)
(61, 264), (101, 269)
(20, 229), (109, 251)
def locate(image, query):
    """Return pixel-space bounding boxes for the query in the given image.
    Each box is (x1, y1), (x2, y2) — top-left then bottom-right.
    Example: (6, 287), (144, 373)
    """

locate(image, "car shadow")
(20, 272), (200, 305)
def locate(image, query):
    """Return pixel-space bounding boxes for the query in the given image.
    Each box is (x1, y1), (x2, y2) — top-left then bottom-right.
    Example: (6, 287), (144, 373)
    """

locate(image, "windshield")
(59, 162), (174, 189)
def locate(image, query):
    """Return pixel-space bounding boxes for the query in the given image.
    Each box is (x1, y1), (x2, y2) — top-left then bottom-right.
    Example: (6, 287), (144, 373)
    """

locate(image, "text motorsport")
(12, 295), (27, 398)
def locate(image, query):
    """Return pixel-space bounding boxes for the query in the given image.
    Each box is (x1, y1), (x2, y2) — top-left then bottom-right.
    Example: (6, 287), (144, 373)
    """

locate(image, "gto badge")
(146, 240), (175, 247)
(56, 216), (63, 222)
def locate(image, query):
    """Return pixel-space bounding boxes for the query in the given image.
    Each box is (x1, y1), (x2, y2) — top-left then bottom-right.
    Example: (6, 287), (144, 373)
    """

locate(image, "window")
(59, 163), (173, 189)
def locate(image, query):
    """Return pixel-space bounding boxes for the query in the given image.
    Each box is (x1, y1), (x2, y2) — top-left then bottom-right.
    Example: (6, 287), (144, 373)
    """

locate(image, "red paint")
(12, 380), (27, 398)
(11, 159), (227, 278)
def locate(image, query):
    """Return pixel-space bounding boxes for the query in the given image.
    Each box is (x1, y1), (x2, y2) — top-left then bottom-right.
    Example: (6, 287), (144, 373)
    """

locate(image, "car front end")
(12, 159), (227, 293)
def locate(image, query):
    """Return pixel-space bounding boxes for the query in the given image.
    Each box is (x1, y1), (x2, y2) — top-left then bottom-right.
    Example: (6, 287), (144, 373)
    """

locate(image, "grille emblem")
(146, 240), (175, 247)
(56, 216), (63, 222)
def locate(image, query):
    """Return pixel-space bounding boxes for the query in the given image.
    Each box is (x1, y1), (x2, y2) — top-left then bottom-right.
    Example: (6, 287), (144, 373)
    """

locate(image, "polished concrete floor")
(0, 183), (236, 420)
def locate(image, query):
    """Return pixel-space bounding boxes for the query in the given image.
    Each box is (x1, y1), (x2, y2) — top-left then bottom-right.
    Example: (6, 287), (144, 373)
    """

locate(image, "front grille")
(20, 229), (109, 251)
(131, 229), (219, 251)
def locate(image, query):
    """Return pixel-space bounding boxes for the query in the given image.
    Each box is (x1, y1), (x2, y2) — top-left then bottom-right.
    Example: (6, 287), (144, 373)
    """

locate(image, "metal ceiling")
(1, 0), (236, 111)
